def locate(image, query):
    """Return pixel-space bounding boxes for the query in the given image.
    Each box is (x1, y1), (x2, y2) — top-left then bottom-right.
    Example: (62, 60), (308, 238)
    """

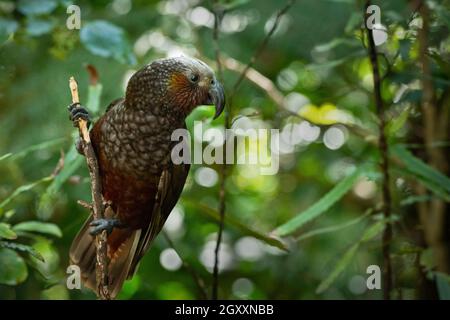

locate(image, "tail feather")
(69, 214), (141, 299)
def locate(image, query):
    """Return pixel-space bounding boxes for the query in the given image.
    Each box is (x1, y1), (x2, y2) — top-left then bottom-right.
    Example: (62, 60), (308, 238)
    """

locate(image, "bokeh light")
(195, 167), (219, 187)
(160, 248), (183, 271)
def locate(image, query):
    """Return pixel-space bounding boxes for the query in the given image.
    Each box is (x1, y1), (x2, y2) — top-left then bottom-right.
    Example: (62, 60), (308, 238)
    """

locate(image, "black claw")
(68, 103), (91, 128)
(89, 218), (122, 236)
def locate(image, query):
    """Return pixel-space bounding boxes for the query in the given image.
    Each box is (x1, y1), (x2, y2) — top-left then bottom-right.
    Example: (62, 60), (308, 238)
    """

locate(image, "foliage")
(0, 0), (449, 300)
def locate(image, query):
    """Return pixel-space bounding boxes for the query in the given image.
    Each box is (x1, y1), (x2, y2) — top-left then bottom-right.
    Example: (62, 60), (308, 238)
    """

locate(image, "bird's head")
(126, 56), (225, 119)
(166, 56), (225, 119)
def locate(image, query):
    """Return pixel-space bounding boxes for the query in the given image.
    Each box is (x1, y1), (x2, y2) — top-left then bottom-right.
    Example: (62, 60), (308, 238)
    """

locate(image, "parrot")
(68, 56), (225, 298)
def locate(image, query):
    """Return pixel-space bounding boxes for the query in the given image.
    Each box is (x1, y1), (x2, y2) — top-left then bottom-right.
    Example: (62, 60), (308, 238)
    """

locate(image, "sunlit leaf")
(0, 223), (17, 240)
(13, 221), (62, 238)
(273, 165), (370, 237)
(0, 248), (28, 285)
(298, 103), (355, 125)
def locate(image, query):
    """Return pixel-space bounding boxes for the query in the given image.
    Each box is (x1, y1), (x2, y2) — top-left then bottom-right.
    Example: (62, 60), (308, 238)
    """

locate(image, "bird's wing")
(128, 150), (190, 277)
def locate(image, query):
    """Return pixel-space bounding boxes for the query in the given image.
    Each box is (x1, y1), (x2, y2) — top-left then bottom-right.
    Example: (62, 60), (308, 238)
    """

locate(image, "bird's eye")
(190, 74), (199, 83)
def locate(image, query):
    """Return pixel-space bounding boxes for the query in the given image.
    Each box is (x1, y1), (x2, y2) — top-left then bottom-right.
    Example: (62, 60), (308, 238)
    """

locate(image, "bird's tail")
(69, 214), (141, 299)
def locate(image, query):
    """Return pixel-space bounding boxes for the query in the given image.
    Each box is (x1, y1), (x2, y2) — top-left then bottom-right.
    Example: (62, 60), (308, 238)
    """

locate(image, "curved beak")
(207, 81), (225, 120)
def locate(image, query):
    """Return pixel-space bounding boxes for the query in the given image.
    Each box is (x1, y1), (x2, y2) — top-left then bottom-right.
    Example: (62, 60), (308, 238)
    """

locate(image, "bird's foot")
(75, 138), (85, 155)
(89, 218), (123, 236)
(68, 103), (91, 129)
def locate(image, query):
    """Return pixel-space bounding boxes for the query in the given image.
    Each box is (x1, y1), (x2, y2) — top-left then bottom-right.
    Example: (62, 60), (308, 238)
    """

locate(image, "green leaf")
(273, 165), (369, 236)
(80, 20), (136, 65)
(13, 221), (62, 238)
(37, 145), (83, 220)
(222, 0), (251, 11)
(394, 167), (450, 202)
(387, 106), (410, 137)
(0, 18), (18, 44)
(400, 194), (433, 206)
(26, 18), (55, 36)
(296, 211), (370, 242)
(0, 223), (17, 240)
(0, 248), (28, 285)
(0, 137), (65, 163)
(0, 153), (12, 161)
(17, 0), (58, 15)
(435, 272), (450, 300)
(392, 145), (450, 196)
(316, 220), (385, 294)
(360, 220), (385, 242)
(316, 243), (359, 294)
(313, 38), (359, 54)
(185, 201), (288, 251)
(0, 241), (45, 262)
(0, 176), (53, 213)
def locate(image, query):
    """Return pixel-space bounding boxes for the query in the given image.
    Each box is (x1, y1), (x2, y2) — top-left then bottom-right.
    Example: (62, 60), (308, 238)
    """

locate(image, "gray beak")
(208, 81), (225, 120)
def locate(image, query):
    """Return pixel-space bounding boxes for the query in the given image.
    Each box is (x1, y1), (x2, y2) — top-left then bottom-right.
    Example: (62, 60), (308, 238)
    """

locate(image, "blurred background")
(0, 0), (449, 300)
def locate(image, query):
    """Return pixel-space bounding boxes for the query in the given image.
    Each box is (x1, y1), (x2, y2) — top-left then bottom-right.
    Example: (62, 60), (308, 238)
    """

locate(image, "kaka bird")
(69, 56), (225, 298)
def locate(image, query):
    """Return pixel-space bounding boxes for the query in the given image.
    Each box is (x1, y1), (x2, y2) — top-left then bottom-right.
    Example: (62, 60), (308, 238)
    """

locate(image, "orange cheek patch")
(169, 72), (190, 92)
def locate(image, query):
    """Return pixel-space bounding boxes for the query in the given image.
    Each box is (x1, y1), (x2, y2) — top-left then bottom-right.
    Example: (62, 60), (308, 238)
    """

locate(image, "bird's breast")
(99, 106), (182, 178)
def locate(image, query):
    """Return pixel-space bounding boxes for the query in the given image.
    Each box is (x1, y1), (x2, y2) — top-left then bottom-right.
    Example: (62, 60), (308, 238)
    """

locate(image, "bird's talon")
(68, 103), (91, 128)
(89, 218), (121, 236)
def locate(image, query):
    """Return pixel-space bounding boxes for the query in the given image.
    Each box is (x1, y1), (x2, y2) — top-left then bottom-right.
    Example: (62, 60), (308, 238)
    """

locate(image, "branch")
(230, 0), (296, 97)
(222, 56), (287, 112)
(68, 77), (110, 300)
(364, 1), (393, 300)
(210, 0), (296, 300)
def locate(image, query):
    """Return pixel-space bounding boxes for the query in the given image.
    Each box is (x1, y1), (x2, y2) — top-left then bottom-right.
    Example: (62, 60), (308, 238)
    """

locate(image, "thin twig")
(211, 0), (226, 300)
(77, 200), (93, 210)
(364, 1), (393, 300)
(69, 77), (110, 300)
(230, 0), (296, 97)
(211, 0), (296, 300)
(51, 150), (65, 177)
(222, 56), (287, 112)
(163, 232), (208, 299)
